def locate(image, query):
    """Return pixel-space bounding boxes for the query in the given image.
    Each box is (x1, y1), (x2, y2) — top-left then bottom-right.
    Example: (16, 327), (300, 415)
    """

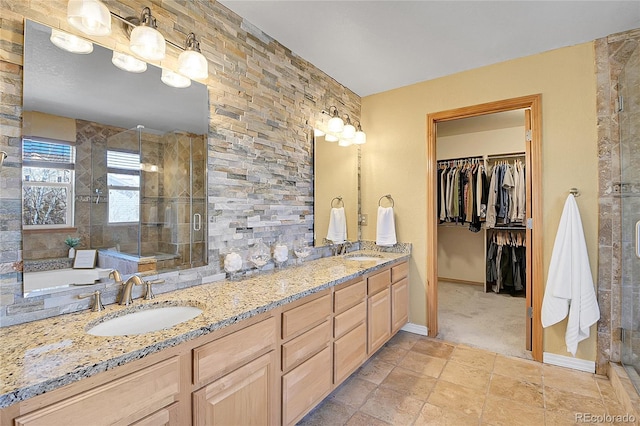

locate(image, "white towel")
(541, 194), (600, 356)
(326, 207), (347, 243)
(376, 206), (397, 247)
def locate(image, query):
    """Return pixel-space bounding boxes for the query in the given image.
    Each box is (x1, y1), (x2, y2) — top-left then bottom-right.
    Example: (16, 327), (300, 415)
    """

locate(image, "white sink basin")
(344, 255), (384, 262)
(87, 305), (203, 336)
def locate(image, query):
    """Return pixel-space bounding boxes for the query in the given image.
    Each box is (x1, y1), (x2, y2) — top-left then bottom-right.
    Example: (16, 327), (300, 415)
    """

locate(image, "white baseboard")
(543, 352), (596, 373)
(401, 322), (428, 336)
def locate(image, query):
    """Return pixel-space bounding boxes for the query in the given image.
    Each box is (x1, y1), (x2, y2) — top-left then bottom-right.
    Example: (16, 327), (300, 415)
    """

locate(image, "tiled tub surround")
(0, 250), (408, 409)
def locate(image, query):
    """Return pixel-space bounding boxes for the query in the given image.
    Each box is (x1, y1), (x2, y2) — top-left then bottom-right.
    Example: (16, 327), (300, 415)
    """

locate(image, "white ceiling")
(219, 0), (640, 97)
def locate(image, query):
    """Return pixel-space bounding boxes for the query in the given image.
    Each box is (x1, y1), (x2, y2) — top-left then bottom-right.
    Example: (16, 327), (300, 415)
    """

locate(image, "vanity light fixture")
(353, 121), (367, 145)
(327, 106), (345, 133)
(67, 0), (112, 36)
(178, 33), (208, 80)
(50, 28), (93, 54)
(341, 115), (356, 140)
(129, 7), (166, 61)
(318, 107), (367, 146)
(111, 51), (147, 73)
(161, 68), (191, 88)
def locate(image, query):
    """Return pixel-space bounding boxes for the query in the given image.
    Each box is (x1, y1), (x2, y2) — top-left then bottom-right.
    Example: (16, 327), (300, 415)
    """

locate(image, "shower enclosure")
(619, 42), (640, 392)
(91, 126), (206, 274)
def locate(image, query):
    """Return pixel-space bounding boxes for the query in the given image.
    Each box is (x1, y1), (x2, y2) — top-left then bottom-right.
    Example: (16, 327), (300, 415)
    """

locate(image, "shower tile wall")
(0, 0), (360, 325)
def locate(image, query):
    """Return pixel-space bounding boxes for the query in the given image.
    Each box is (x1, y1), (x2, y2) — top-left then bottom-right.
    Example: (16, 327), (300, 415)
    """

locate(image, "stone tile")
(427, 379), (486, 417)
(542, 364), (602, 399)
(374, 345), (408, 365)
(411, 338), (456, 359)
(397, 349), (447, 378)
(488, 373), (544, 408)
(544, 386), (606, 414)
(359, 387), (425, 425)
(379, 366), (437, 401)
(345, 411), (391, 426)
(297, 399), (354, 426)
(385, 330), (421, 351)
(493, 354), (543, 384)
(328, 376), (378, 410)
(354, 357), (395, 385)
(481, 394), (545, 426)
(414, 402), (480, 426)
(439, 360), (491, 392)
(545, 409), (610, 426)
(449, 345), (496, 372)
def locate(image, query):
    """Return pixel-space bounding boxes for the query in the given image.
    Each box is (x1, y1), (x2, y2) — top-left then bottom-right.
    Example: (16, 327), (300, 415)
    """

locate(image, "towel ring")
(569, 188), (580, 197)
(331, 196), (344, 208)
(378, 194), (394, 207)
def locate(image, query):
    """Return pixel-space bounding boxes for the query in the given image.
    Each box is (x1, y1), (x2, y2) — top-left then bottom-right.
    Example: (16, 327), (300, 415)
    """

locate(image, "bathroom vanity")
(0, 252), (409, 425)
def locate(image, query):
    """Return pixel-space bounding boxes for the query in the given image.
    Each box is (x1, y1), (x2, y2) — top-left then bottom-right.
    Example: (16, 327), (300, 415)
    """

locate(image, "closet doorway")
(425, 95), (543, 361)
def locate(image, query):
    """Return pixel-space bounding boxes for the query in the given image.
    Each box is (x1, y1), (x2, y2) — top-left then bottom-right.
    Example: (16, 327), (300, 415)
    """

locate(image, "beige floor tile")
(375, 345), (409, 365)
(354, 357), (395, 385)
(398, 350), (448, 378)
(543, 364), (601, 399)
(345, 411), (392, 426)
(385, 330), (421, 350)
(379, 366), (438, 401)
(414, 402), (480, 426)
(329, 376), (378, 410)
(439, 360), (491, 392)
(359, 387), (425, 425)
(412, 338), (456, 359)
(544, 386), (606, 414)
(488, 373), (544, 408)
(544, 408), (610, 426)
(493, 354), (543, 384)
(427, 379), (486, 417)
(481, 394), (545, 426)
(449, 345), (497, 372)
(296, 399), (354, 426)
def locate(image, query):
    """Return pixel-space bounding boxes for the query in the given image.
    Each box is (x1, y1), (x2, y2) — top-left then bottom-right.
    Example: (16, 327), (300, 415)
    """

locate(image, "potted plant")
(64, 236), (81, 258)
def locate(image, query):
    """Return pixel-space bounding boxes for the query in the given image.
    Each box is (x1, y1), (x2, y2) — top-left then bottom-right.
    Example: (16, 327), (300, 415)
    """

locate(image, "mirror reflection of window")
(106, 150), (140, 223)
(22, 138), (75, 228)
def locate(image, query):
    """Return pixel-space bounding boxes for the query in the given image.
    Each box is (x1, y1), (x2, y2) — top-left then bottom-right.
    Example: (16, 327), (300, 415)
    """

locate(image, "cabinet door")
(193, 351), (276, 426)
(334, 322), (366, 384)
(367, 288), (391, 354)
(391, 277), (409, 334)
(132, 402), (179, 426)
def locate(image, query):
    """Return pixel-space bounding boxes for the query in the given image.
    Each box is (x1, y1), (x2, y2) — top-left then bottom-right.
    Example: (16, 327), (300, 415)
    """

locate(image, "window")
(107, 150), (140, 223)
(22, 138), (75, 228)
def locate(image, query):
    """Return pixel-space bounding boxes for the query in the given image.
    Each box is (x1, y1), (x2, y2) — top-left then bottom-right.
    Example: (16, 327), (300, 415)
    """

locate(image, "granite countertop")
(0, 251), (409, 409)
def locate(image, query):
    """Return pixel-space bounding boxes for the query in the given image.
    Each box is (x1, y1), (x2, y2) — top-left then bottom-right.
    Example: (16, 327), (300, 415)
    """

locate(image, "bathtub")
(23, 268), (112, 296)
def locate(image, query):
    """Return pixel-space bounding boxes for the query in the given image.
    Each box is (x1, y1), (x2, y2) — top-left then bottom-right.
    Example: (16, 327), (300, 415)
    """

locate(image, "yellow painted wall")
(360, 43), (599, 361)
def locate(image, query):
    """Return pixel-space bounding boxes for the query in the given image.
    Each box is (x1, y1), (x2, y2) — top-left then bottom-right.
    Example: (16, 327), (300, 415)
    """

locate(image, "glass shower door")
(619, 43), (640, 393)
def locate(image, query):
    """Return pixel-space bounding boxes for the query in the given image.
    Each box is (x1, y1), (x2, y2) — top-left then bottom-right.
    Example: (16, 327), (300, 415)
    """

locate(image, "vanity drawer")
(367, 269), (391, 295)
(282, 293), (331, 340)
(193, 317), (276, 385)
(282, 320), (331, 372)
(334, 279), (365, 313)
(391, 261), (409, 282)
(334, 300), (366, 338)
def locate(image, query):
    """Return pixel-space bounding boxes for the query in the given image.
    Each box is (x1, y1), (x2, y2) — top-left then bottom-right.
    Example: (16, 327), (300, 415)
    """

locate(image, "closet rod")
(437, 155), (483, 162)
(485, 152), (525, 160)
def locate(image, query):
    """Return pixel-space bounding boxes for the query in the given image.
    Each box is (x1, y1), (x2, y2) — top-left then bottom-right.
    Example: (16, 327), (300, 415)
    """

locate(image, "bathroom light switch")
(360, 214), (368, 226)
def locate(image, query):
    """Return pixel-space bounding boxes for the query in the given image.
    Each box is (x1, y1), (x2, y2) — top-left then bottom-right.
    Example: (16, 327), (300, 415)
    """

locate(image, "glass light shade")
(313, 128), (325, 137)
(342, 123), (356, 139)
(161, 68), (191, 88)
(50, 29), (93, 54)
(178, 50), (208, 80)
(324, 134), (339, 142)
(354, 130), (367, 145)
(67, 0), (112, 36)
(328, 115), (344, 133)
(130, 25), (165, 61)
(112, 51), (147, 73)
(338, 139), (353, 147)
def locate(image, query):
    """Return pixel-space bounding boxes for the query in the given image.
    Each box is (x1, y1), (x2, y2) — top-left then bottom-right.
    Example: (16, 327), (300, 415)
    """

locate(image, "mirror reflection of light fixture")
(327, 106), (344, 133)
(313, 128), (325, 137)
(111, 51), (147, 73)
(50, 28), (93, 54)
(129, 7), (166, 61)
(178, 33), (208, 80)
(338, 139), (353, 147)
(324, 134), (339, 142)
(161, 68), (191, 88)
(67, 0), (112, 36)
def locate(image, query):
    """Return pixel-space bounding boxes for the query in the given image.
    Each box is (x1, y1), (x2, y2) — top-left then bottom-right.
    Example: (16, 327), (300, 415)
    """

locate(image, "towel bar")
(331, 196), (344, 208)
(378, 194), (394, 207)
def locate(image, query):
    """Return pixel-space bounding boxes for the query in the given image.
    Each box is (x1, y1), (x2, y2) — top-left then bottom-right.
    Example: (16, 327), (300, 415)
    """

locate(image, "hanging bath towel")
(376, 206), (397, 247)
(326, 207), (347, 243)
(541, 194), (600, 356)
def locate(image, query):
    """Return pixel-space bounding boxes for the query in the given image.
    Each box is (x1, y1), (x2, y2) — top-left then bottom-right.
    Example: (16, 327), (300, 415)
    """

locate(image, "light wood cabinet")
(368, 287), (391, 354)
(334, 322), (366, 383)
(392, 277), (409, 334)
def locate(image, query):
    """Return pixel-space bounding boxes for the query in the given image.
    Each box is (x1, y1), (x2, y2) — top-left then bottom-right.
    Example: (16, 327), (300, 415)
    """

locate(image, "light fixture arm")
(139, 7), (157, 28)
(184, 32), (201, 52)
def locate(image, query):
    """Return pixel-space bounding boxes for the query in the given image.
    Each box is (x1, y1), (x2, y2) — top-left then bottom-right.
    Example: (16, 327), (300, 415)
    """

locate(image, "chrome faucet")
(119, 275), (143, 306)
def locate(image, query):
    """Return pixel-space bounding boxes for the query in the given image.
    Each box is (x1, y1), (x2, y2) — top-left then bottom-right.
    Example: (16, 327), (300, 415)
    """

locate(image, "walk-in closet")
(435, 109), (531, 359)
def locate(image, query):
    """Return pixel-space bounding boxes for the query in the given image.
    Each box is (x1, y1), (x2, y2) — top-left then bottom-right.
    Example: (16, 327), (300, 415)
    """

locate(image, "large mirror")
(21, 20), (209, 296)
(313, 135), (359, 246)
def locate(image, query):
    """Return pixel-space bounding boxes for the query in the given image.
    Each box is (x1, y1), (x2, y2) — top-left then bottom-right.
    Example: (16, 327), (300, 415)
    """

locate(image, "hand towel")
(541, 194), (600, 356)
(326, 207), (347, 243)
(376, 206), (397, 247)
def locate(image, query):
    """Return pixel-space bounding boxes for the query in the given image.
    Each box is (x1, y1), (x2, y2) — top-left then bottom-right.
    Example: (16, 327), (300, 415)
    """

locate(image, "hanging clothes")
(486, 229), (526, 296)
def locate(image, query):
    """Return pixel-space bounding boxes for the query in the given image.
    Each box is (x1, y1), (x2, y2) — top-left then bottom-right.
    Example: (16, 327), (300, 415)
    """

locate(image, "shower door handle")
(193, 213), (202, 232)
(636, 220), (640, 259)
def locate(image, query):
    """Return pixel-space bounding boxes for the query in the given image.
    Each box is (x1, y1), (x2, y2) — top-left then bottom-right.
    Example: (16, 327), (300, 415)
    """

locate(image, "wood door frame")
(425, 94), (543, 361)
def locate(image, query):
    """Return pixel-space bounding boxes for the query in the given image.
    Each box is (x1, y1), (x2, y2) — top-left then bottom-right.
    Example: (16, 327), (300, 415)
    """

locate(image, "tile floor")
(297, 331), (636, 425)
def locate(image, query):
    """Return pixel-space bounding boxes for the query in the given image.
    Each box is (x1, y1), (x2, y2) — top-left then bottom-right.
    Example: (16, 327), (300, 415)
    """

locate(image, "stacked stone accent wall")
(0, 0), (360, 326)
